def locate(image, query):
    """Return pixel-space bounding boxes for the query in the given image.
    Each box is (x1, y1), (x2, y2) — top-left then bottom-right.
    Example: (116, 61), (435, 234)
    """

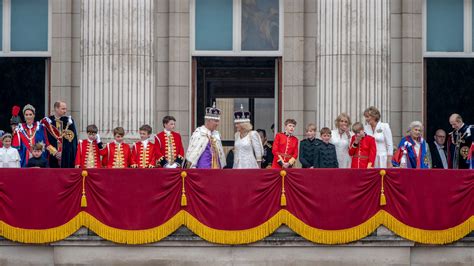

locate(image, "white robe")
(185, 126), (226, 168)
(0, 147), (21, 168)
(364, 122), (394, 168)
(330, 129), (353, 168)
(233, 131), (264, 169)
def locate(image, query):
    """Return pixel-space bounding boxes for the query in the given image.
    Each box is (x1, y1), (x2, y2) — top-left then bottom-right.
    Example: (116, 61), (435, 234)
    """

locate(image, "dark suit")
(429, 142), (447, 169)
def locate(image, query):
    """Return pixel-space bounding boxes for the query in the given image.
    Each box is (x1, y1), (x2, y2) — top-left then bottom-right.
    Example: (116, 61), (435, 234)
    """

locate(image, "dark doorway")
(426, 58), (474, 141)
(0, 58), (48, 133)
(193, 57), (280, 148)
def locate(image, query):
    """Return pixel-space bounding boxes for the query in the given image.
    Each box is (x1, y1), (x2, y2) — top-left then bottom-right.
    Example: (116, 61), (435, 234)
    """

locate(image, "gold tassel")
(280, 170), (287, 207)
(81, 170), (88, 208)
(181, 171), (187, 207)
(280, 194), (287, 206)
(379, 170), (386, 206)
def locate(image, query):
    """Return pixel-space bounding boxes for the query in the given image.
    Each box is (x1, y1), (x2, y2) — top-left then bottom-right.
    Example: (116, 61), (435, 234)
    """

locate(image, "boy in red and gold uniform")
(131, 124), (155, 168)
(349, 122), (377, 168)
(272, 119), (299, 168)
(101, 127), (134, 168)
(75, 125), (103, 168)
(154, 116), (185, 168)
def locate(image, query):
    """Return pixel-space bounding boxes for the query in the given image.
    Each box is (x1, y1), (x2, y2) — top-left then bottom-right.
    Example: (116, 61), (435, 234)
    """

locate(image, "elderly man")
(185, 103), (226, 169)
(41, 101), (78, 168)
(429, 129), (448, 169)
(447, 114), (472, 169)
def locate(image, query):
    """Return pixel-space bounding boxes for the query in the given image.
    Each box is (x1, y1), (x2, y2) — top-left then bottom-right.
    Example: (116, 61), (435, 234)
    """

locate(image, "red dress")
(75, 139), (102, 168)
(349, 134), (377, 168)
(131, 140), (155, 168)
(101, 142), (134, 168)
(271, 132), (299, 168)
(154, 131), (185, 167)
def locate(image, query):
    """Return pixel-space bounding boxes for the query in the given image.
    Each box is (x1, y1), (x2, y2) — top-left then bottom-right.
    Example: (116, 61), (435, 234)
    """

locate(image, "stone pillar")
(313, 0), (390, 129)
(81, 0), (155, 138)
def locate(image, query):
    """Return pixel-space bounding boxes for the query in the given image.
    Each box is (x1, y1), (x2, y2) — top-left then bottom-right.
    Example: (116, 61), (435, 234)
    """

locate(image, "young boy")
(349, 122), (377, 169)
(131, 124), (155, 168)
(154, 116), (185, 168)
(26, 143), (49, 168)
(299, 124), (319, 168)
(101, 127), (134, 168)
(315, 127), (339, 168)
(0, 134), (21, 168)
(75, 124), (103, 168)
(272, 119), (299, 168)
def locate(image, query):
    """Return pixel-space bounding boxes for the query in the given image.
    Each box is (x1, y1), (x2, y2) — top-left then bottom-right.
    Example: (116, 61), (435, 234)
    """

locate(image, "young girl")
(0, 134), (21, 168)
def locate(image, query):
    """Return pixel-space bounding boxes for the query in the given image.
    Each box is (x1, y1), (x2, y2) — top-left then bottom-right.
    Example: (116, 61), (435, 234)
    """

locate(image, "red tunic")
(100, 142), (134, 168)
(349, 134), (377, 169)
(272, 132), (299, 169)
(154, 131), (185, 167)
(131, 140), (155, 168)
(75, 139), (101, 168)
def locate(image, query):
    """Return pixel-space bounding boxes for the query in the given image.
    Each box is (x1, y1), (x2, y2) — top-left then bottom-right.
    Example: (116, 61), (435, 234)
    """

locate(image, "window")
(192, 0), (282, 56)
(0, 0), (51, 56)
(426, 0), (464, 52)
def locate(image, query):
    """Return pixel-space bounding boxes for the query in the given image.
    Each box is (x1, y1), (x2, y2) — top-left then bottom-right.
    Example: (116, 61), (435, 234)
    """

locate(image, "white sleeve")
(384, 123), (394, 156)
(250, 131), (264, 161)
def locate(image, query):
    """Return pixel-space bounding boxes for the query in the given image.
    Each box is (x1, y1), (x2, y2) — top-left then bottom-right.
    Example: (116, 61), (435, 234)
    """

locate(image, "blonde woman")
(363, 106), (394, 168)
(330, 113), (354, 168)
(233, 106), (263, 169)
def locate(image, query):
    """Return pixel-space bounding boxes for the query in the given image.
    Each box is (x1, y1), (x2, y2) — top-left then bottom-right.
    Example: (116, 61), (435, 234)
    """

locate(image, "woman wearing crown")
(12, 104), (50, 167)
(185, 103), (226, 169)
(232, 105), (264, 169)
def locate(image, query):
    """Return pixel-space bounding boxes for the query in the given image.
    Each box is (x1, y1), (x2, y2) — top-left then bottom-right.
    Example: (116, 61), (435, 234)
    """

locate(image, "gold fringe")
(284, 210), (384, 244)
(84, 211), (184, 244)
(0, 212), (85, 244)
(184, 211), (284, 245)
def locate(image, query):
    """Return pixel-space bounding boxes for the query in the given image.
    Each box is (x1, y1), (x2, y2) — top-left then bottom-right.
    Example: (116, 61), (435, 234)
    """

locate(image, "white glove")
(96, 134), (101, 143)
(165, 163), (178, 168)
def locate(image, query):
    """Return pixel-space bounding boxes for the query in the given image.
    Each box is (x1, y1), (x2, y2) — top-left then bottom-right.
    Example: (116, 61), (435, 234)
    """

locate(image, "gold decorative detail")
(460, 146), (469, 159)
(63, 129), (75, 142)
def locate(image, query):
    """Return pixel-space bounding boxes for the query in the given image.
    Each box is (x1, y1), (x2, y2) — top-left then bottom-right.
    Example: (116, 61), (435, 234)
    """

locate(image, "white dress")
(364, 122), (394, 168)
(0, 147), (21, 168)
(330, 129), (354, 168)
(233, 131), (264, 169)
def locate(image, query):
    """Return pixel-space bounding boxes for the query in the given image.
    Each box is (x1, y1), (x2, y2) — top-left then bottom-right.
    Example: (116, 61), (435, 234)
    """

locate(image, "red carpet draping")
(0, 168), (472, 244)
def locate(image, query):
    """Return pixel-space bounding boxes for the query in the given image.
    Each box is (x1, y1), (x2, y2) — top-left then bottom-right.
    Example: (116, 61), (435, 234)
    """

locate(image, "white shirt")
(0, 147), (21, 168)
(330, 129), (353, 168)
(434, 142), (448, 169)
(365, 122), (393, 168)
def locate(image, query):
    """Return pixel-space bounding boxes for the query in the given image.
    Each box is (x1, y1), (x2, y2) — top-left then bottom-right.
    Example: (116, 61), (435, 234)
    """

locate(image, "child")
(26, 143), (49, 168)
(131, 124), (155, 168)
(349, 122), (377, 169)
(154, 116), (185, 168)
(314, 127), (339, 168)
(272, 119), (299, 168)
(0, 134), (21, 168)
(101, 127), (134, 168)
(75, 124), (103, 168)
(299, 124), (319, 168)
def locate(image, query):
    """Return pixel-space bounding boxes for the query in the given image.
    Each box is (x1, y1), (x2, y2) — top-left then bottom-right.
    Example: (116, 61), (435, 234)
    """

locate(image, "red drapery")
(0, 169), (472, 244)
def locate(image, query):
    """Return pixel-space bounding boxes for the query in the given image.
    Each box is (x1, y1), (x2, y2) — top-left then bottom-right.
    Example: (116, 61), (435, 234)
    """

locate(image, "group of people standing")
(0, 102), (472, 170)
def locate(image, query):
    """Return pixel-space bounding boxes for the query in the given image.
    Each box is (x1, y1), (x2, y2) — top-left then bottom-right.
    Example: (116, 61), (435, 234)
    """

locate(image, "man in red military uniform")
(75, 125), (103, 168)
(349, 122), (377, 168)
(154, 116), (185, 168)
(101, 127), (134, 168)
(131, 124), (155, 168)
(272, 119), (299, 168)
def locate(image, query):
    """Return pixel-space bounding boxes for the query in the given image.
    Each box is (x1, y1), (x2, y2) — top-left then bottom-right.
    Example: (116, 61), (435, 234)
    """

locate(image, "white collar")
(164, 129), (171, 135)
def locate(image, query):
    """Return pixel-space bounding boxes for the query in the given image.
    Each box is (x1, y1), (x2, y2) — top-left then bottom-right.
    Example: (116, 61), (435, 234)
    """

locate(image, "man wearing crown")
(185, 103), (226, 169)
(155, 116), (185, 168)
(41, 101), (78, 168)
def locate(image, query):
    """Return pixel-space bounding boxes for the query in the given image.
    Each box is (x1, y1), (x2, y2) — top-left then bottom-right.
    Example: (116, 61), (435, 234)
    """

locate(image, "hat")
(10, 106), (22, 125)
(23, 104), (36, 115)
(204, 102), (221, 121)
(234, 104), (251, 123)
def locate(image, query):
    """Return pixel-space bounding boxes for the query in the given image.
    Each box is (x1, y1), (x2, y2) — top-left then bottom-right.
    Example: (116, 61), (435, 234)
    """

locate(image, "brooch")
(376, 129), (383, 133)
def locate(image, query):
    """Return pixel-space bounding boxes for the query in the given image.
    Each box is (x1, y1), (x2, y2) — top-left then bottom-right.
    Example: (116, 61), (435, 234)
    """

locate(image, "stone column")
(81, 0), (155, 138)
(312, 0), (390, 128)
